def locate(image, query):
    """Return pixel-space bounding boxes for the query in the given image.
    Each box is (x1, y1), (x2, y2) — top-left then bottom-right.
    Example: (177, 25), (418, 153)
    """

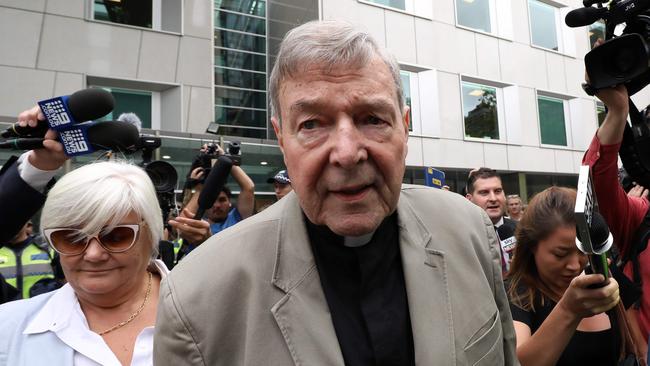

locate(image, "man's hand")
(628, 184), (649, 200)
(17, 105), (67, 171)
(168, 208), (212, 245)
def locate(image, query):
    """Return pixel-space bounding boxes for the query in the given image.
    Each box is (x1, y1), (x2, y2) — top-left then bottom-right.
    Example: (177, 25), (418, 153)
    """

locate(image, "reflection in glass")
(462, 82), (499, 140)
(215, 0), (266, 17)
(94, 0), (152, 28)
(215, 48), (266, 72)
(529, 0), (559, 51)
(214, 11), (266, 35)
(456, 0), (491, 33)
(538, 96), (567, 146)
(214, 30), (266, 53)
(215, 67), (266, 90)
(215, 106), (267, 128)
(215, 87), (267, 109)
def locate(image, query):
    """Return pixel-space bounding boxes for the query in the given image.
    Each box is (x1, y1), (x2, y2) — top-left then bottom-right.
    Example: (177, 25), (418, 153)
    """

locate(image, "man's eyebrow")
(290, 98), (397, 114)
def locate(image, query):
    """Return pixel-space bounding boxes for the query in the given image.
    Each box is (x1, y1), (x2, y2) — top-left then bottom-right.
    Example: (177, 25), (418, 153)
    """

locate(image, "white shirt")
(23, 260), (169, 366)
(17, 151), (60, 192)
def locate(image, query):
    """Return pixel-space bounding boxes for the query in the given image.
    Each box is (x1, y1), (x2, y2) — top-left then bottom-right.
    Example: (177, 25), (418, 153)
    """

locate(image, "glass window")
(214, 11), (266, 35)
(215, 106), (267, 128)
(367, 0), (407, 11)
(214, 30), (266, 53)
(216, 126), (266, 139)
(597, 102), (606, 127)
(215, 0), (266, 17)
(95, 87), (152, 129)
(215, 67), (266, 91)
(94, 0), (153, 28)
(538, 95), (567, 146)
(589, 21), (606, 49)
(215, 87), (267, 109)
(462, 81), (499, 140)
(456, 0), (492, 33)
(400, 71), (413, 131)
(528, 0), (559, 51)
(215, 48), (266, 72)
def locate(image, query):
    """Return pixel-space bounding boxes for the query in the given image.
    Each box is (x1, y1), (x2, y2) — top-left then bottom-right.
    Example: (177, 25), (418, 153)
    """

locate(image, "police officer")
(0, 221), (57, 298)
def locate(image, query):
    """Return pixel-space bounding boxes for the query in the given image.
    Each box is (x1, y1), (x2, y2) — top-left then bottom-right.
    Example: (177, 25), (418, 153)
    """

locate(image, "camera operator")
(582, 64), (650, 361)
(169, 144), (254, 253)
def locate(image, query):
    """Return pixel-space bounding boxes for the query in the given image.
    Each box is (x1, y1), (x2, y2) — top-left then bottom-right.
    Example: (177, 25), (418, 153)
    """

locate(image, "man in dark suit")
(466, 167), (518, 270)
(155, 20), (518, 366)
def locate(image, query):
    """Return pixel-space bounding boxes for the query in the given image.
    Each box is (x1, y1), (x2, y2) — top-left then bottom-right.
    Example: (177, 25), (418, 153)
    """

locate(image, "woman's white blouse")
(22, 260), (169, 366)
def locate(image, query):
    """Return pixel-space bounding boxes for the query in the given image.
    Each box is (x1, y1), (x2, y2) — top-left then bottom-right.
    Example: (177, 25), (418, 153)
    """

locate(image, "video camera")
(134, 135), (179, 221)
(191, 141), (242, 181)
(566, 1), (650, 189)
(566, 0), (650, 96)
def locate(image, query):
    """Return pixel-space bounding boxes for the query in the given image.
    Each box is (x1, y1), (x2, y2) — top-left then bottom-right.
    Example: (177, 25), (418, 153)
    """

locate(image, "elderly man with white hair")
(154, 20), (517, 366)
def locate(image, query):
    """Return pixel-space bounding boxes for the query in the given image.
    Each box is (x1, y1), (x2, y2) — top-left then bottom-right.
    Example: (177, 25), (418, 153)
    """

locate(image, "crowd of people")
(0, 19), (649, 366)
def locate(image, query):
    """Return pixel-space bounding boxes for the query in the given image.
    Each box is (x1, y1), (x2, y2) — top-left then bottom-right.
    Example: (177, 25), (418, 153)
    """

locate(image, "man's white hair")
(41, 161), (163, 260)
(269, 20), (404, 120)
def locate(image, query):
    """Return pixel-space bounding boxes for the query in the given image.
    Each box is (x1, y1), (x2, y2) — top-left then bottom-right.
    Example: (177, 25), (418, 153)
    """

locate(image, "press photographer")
(169, 142), (254, 257)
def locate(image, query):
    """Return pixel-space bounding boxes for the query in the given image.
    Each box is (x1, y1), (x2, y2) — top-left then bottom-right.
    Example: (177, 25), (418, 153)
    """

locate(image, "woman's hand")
(557, 274), (620, 319)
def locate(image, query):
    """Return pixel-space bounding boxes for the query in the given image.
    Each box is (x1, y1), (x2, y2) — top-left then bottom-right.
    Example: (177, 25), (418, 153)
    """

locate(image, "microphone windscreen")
(86, 121), (140, 152)
(497, 224), (516, 240)
(197, 156), (233, 211)
(565, 7), (606, 28)
(589, 212), (611, 247)
(66, 88), (115, 122)
(117, 112), (142, 133)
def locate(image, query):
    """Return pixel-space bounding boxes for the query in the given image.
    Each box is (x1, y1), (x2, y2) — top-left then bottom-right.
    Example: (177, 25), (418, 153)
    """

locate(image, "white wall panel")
(385, 11), (417, 64)
(418, 69), (440, 137)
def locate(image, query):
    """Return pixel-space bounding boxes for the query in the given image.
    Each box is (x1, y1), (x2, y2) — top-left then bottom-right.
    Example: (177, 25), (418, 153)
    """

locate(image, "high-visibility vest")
(0, 241), (54, 299)
(173, 238), (183, 258)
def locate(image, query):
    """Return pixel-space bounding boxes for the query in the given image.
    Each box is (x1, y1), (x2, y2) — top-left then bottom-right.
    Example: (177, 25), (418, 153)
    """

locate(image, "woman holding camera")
(507, 186), (622, 366)
(0, 161), (167, 365)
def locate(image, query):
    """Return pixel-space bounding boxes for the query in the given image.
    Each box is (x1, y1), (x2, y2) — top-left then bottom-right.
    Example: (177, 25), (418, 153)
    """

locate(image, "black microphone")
(1, 88), (115, 138)
(497, 224), (517, 253)
(194, 156), (233, 220)
(565, 6), (607, 27)
(0, 121), (139, 153)
(577, 211), (613, 282)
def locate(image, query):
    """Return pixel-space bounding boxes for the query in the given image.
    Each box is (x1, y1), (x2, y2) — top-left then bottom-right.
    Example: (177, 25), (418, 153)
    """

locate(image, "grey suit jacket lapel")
(397, 197), (455, 366)
(270, 195), (345, 366)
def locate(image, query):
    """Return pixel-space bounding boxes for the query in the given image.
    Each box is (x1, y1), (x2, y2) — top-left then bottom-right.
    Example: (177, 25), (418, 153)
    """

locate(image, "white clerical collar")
(343, 231), (375, 247)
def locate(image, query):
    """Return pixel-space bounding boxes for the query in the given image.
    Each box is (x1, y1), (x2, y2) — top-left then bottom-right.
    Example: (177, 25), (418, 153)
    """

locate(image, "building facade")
(0, 0), (648, 202)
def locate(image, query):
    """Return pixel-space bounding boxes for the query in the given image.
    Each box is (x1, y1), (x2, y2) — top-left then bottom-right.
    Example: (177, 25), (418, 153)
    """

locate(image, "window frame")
(89, 0), (181, 34)
(460, 78), (507, 143)
(527, 0), (566, 53)
(454, 0), (496, 35)
(357, 0), (433, 20)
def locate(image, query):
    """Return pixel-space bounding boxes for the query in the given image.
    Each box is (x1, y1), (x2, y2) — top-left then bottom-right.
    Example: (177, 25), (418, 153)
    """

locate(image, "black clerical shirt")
(306, 213), (415, 366)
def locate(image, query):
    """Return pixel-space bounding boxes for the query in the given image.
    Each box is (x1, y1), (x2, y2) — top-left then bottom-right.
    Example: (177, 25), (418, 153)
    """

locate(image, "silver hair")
(117, 112), (142, 133)
(269, 20), (404, 121)
(40, 161), (163, 261)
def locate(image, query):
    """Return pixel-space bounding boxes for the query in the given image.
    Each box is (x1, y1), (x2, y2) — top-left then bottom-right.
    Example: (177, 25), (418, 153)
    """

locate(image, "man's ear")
(402, 106), (410, 136)
(466, 194), (473, 201)
(271, 117), (284, 154)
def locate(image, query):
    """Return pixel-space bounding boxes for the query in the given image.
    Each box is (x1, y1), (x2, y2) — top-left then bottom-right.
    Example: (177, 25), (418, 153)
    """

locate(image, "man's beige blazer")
(154, 185), (518, 365)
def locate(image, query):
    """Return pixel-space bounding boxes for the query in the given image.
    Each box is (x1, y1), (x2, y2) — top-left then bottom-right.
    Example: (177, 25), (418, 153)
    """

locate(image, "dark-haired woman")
(507, 186), (621, 366)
